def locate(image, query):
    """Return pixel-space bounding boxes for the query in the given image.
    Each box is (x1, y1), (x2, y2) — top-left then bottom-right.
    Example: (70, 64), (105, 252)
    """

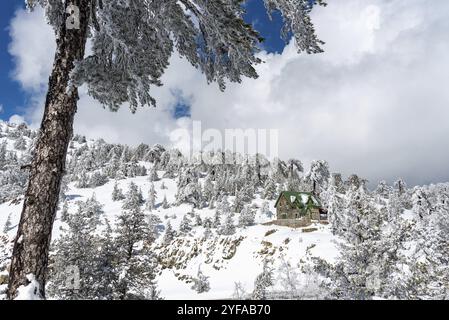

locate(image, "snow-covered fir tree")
(3, 213), (12, 233)
(375, 180), (392, 199)
(147, 214), (162, 243)
(148, 166), (159, 182)
(217, 196), (231, 215)
(122, 182), (144, 210)
(112, 181), (125, 201)
(220, 214), (236, 236)
(191, 267), (210, 294)
(163, 221), (176, 245)
(325, 184), (345, 235)
(212, 210), (221, 229)
(328, 186), (408, 299)
(60, 200), (69, 223)
(402, 186), (449, 299)
(176, 168), (202, 207)
(161, 194), (169, 209)
(114, 199), (159, 299)
(194, 214), (203, 227)
(48, 198), (104, 299)
(146, 183), (157, 211)
(179, 214), (193, 235)
(203, 225), (213, 240)
(304, 160), (330, 195)
(13, 136), (27, 151)
(262, 176), (277, 200)
(89, 171), (109, 187)
(252, 260), (274, 300)
(202, 174), (215, 205)
(238, 205), (255, 227)
(75, 170), (90, 189)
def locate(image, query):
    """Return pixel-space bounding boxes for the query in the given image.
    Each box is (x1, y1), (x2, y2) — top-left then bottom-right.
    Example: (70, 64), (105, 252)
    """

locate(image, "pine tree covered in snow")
(220, 214), (236, 236)
(112, 181), (125, 201)
(60, 200), (69, 223)
(89, 171), (109, 187)
(239, 205), (255, 227)
(176, 168), (202, 207)
(326, 184), (345, 235)
(305, 160), (330, 194)
(161, 195), (169, 209)
(194, 214), (203, 227)
(3, 213), (12, 233)
(13, 137), (27, 151)
(48, 198), (104, 299)
(375, 180), (392, 199)
(147, 214), (162, 243)
(286, 159), (303, 192)
(94, 219), (118, 299)
(203, 174), (214, 205)
(114, 203), (159, 299)
(163, 221), (176, 245)
(203, 225), (213, 240)
(122, 182), (144, 210)
(191, 267), (210, 294)
(402, 186), (449, 299)
(146, 183), (157, 212)
(213, 210), (221, 229)
(252, 260), (274, 300)
(179, 214), (193, 235)
(262, 176), (277, 200)
(328, 186), (408, 299)
(148, 166), (159, 182)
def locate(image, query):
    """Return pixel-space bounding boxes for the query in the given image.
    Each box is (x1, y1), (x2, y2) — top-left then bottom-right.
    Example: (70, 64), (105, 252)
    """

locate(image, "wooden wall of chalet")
(310, 208), (320, 220)
(276, 195), (321, 221)
(276, 196), (304, 220)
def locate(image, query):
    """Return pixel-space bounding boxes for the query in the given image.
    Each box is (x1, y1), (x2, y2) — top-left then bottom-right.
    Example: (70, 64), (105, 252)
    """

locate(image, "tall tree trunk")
(7, 1), (91, 299)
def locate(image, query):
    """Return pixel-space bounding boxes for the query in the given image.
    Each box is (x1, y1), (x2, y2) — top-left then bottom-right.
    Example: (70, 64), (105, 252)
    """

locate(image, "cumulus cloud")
(8, 114), (26, 125)
(7, 1), (449, 186)
(8, 8), (56, 92)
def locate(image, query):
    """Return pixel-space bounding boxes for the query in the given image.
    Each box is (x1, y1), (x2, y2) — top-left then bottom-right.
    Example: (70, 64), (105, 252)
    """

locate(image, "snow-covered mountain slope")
(1, 119), (449, 300)
(0, 120), (341, 299)
(0, 170), (338, 299)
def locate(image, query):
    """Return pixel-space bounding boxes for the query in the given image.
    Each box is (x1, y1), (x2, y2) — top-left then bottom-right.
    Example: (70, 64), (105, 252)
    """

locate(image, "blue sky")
(0, 0), (291, 120)
(0, 0), (27, 119)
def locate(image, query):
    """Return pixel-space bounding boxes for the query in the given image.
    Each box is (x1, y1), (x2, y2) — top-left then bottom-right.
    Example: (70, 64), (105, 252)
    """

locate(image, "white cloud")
(8, 1), (449, 186)
(8, 8), (56, 92)
(9, 114), (26, 125)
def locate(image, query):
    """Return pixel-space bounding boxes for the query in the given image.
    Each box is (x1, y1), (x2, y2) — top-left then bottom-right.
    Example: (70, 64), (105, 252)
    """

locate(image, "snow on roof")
(275, 191), (322, 208)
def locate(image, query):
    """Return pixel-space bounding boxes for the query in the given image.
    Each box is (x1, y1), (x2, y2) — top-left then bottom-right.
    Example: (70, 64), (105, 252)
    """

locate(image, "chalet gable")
(275, 191), (322, 210)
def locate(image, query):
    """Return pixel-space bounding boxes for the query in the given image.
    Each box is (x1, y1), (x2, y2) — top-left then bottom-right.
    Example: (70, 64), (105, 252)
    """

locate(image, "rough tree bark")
(7, 1), (91, 299)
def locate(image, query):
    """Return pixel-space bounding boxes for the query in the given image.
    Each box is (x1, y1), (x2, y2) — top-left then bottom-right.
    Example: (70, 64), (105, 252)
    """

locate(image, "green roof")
(274, 191), (322, 209)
